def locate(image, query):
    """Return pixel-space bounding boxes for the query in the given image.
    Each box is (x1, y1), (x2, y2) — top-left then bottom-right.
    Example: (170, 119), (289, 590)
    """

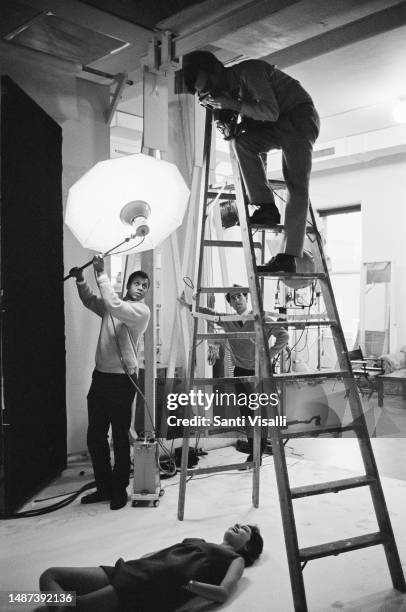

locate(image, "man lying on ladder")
(182, 51), (320, 273)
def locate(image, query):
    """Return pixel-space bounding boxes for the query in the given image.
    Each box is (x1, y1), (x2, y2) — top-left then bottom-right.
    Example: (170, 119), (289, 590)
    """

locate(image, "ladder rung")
(281, 313), (330, 321)
(207, 190), (237, 200)
(250, 223), (316, 235)
(200, 286), (250, 294)
(193, 376), (257, 386)
(352, 366), (383, 372)
(273, 369), (349, 381)
(203, 239), (262, 249)
(256, 270), (326, 280)
(192, 370), (349, 386)
(207, 180), (286, 199)
(197, 332), (256, 340)
(290, 475), (376, 499)
(282, 423), (356, 439)
(299, 532), (386, 562)
(186, 461), (256, 476)
(192, 312), (256, 322)
(269, 319), (337, 328)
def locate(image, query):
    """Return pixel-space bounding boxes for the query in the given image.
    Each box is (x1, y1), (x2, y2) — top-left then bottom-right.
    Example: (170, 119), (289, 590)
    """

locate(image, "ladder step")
(290, 475), (376, 499)
(299, 532), (386, 562)
(256, 270), (326, 280)
(250, 223), (316, 235)
(186, 461), (256, 476)
(352, 365), (383, 372)
(282, 423), (356, 439)
(207, 180), (286, 199)
(207, 189), (237, 200)
(197, 332), (256, 340)
(192, 312), (256, 322)
(200, 286), (250, 294)
(193, 376), (257, 386)
(192, 370), (349, 386)
(204, 239), (262, 249)
(273, 369), (349, 381)
(280, 313), (330, 321)
(269, 319), (337, 328)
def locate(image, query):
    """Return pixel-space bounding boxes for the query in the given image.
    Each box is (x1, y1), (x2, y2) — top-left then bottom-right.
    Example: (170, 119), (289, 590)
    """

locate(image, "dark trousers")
(234, 366), (267, 455)
(234, 103), (320, 257)
(87, 370), (136, 494)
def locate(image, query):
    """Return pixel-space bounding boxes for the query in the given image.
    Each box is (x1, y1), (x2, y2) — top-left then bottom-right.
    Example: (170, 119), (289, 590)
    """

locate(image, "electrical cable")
(6, 280), (177, 519)
(110, 316), (176, 477)
(20, 245), (177, 518)
(183, 276), (194, 290)
(293, 281), (317, 309)
(272, 187), (288, 209)
(1, 480), (97, 519)
(109, 235), (145, 256)
(284, 346), (292, 372)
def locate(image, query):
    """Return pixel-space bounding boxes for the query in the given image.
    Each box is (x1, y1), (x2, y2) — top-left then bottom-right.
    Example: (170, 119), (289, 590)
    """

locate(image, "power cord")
(1, 480), (97, 520)
(109, 235), (145, 256)
(110, 315), (177, 478)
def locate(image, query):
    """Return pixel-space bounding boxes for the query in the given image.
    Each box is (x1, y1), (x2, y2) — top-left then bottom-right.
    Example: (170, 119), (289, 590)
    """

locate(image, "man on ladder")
(182, 51), (320, 274)
(180, 284), (289, 466)
(177, 50), (405, 611)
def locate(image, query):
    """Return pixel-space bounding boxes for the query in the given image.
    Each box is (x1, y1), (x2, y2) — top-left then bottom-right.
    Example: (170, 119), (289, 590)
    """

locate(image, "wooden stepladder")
(177, 109), (270, 515)
(177, 110), (406, 611)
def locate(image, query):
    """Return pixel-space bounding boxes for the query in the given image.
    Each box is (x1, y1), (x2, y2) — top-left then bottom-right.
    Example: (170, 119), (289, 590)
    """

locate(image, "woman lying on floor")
(37, 523), (263, 612)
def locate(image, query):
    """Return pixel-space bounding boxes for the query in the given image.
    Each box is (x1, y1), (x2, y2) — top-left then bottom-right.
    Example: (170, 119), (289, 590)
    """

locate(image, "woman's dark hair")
(126, 270), (150, 290)
(182, 50), (222, 93)
(237, 525), (263, 567)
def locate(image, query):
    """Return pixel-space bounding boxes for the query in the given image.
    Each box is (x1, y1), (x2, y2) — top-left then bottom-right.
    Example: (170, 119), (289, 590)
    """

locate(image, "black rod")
(63, 233), (136, 281)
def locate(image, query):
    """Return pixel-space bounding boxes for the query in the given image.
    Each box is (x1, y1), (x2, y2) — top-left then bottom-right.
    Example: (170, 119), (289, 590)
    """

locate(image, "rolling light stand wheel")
(153, 500), (160, 507)
(159, 489), (165, 497)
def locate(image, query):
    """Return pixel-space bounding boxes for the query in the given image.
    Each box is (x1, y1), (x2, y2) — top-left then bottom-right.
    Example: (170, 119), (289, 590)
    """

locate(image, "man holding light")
(70, 256), (150, 510)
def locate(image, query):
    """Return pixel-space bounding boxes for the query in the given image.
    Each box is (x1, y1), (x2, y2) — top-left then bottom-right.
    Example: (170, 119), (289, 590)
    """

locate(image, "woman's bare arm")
(182, 557), (245, 604)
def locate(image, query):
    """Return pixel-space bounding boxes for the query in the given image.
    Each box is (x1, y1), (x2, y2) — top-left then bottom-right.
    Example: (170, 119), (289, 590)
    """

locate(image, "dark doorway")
(0, 76), (66, 515)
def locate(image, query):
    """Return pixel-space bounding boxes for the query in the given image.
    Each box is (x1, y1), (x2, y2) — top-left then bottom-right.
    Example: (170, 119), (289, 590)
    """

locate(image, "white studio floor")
(1, 395), (406, 612)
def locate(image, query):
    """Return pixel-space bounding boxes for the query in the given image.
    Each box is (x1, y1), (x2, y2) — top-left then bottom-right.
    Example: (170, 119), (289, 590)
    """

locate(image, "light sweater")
(77, 273), (150, 374)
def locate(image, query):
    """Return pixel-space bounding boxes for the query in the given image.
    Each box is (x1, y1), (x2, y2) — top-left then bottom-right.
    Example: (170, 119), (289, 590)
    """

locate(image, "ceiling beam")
(260, 1), (406, 68)
(172, 0), (301, 58)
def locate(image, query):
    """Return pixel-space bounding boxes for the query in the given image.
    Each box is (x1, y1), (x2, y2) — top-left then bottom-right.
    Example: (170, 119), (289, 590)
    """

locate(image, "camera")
(214, 109), (240, 140)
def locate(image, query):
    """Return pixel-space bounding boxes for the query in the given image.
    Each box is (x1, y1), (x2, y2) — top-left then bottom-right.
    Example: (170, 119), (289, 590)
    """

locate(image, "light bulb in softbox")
(65, 153), (190, 254)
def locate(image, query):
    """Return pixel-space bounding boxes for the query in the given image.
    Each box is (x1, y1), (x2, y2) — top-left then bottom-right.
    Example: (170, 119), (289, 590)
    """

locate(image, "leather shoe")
(81, 490), (111, 504)
(250, 204), (280, 226)
(263, 253), (296, 273)
(110, 490), (128, 510)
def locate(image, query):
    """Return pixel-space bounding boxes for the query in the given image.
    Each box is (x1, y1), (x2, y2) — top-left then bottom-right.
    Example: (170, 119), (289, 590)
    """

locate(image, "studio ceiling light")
(65, 154), (190, 254)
